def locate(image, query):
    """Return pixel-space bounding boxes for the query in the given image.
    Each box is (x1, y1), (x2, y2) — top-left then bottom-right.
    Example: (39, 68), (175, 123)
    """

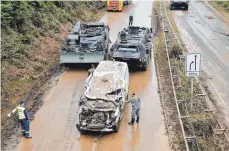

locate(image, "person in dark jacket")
(129, 15), (133, 26)
(125, 93), (141, 125)
(8, 101), (32, 139)
(88, 64), (95, 76)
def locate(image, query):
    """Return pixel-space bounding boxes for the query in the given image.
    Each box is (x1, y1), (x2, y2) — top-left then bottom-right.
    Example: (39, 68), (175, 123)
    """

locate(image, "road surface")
(172, 1), (229, 110)
(15, 1), (170, 151)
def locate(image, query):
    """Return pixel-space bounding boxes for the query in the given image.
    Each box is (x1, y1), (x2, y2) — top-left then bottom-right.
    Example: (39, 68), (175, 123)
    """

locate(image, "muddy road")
(172, 1), (229, 109)
(15, 1), (170, 151)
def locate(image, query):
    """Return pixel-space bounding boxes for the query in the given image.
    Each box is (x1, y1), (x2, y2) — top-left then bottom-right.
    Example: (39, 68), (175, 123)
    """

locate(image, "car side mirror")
(106, 25), (110, 31)
(150, 28), (153, 33)
(117, 32), (120, 36)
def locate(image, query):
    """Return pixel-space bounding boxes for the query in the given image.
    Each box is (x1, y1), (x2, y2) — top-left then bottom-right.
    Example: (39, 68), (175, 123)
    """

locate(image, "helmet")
(19, 101), (25, 106)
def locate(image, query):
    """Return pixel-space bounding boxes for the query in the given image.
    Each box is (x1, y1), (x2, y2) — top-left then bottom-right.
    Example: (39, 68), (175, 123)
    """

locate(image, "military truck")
(109, 26), (152, 71)
(77, 61), (129, 133)
(59, 22), (110, 64)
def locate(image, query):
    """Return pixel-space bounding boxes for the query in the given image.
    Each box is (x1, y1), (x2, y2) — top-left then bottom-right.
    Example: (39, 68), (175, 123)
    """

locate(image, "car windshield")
(117, 45), (138, 52)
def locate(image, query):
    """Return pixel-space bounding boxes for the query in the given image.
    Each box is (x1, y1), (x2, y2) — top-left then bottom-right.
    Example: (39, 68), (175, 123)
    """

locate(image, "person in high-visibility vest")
(8, 101), (32, 139)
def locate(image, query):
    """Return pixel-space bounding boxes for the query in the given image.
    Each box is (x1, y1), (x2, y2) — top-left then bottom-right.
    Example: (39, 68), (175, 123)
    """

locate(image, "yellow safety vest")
(17, 107), (26, 120)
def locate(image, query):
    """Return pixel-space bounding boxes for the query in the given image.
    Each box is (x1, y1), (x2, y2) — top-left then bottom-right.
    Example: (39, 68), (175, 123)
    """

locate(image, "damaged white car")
(77, 61), (129, 133)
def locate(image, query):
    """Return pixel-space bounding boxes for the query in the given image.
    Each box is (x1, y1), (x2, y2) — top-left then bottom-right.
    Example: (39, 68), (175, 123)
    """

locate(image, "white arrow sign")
(185, 53), (201, 77)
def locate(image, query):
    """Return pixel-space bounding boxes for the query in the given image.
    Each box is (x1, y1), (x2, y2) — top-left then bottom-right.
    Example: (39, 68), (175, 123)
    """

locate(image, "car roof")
(85, 61), (128, 100)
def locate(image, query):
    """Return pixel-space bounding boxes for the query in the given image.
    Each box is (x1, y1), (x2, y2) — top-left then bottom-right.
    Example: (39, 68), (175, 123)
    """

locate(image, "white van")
(77, 61), (129, 132)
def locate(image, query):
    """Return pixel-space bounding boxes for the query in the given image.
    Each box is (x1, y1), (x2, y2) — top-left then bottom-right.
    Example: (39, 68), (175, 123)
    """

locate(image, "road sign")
(185, 53), (201, 77)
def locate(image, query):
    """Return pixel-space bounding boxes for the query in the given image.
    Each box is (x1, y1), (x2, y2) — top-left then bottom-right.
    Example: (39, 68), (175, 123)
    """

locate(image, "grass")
(209, 1), (229, 23)
(153, 1), (186, 150)
(1, 1), (106, 150)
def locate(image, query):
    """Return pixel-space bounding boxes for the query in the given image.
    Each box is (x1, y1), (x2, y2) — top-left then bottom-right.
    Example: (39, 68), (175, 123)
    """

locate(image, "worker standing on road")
(88, 64), (95, 76)
(129, 15), (133, 26)
(125, 93), (141, 125)
(8, 101), (32, 139)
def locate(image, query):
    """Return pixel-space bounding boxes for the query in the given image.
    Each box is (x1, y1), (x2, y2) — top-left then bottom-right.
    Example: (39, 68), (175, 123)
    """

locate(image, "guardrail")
(159, 0), (229, 150)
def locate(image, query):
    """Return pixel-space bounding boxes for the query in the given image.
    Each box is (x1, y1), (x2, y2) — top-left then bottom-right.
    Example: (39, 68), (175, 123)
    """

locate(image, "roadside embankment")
(208, 1), (229, 24)
(1, 1), (105, 150)
(153, 0), (229, 150)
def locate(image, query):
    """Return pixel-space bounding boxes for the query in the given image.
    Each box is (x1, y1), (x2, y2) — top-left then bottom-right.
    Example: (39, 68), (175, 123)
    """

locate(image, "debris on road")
(77, 61), (129, 133)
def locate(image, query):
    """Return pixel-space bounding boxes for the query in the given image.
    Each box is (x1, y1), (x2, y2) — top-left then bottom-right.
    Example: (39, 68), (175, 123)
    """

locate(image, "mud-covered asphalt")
(15, 1), (170, 151)
(172, 1), (229, 109)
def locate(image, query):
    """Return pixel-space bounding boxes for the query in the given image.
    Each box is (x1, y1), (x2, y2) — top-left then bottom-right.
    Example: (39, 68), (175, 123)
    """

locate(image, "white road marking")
(210, 81), (228, 109)
(226, 46), (229, 50)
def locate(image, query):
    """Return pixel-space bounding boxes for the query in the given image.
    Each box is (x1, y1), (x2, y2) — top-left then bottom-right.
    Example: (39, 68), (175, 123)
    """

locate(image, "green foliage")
(1, 1), (106, 77)
(1, 1), (106, 103)
(1, 1), (105, 149)
(1, 1), (105, 64)
(215, 1), (229, 11)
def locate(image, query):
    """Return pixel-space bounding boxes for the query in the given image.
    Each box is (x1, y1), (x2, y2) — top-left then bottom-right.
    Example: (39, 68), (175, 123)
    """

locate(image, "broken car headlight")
(81, 120), (87, 126)
(82, 105), (88, 112)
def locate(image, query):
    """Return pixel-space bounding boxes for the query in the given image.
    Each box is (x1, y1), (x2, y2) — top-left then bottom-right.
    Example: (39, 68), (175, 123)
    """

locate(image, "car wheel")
(113, 119), (120, 132)
(185, 5), (189, 10)
(170, 5), (173, 10)
(142, 60), (148, 71)
(142, 65), (147, 71)
(76, 124), (86, 134)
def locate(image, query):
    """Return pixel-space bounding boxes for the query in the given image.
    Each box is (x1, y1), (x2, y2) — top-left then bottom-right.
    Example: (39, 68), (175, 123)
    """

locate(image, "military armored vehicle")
(77, 61), (129, 133)
(109, 26), (152, 71)
(59, 22), (110, 64)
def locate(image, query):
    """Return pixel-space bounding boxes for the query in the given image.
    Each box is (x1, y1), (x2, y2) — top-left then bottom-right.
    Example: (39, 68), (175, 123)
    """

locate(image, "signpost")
(185, 53), (201, 110)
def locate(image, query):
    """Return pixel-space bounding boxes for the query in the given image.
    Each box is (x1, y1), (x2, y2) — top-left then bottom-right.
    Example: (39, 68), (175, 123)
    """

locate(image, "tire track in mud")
(57, 78), (85, 151)
(33, 91), (67, 151)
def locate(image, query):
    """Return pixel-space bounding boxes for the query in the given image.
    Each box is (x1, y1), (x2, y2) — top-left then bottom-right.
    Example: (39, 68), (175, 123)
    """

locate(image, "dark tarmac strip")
(172, 1), (229, 112)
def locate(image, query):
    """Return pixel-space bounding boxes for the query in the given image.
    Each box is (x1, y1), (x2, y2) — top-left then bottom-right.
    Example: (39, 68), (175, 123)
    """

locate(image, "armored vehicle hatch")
(109, 26), (152, 71)
(60, 21), (110, 64)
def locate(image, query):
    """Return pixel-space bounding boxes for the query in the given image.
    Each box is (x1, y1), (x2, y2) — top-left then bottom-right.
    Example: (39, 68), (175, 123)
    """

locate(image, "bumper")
(59, 52), (105, 64)
(107, 6), (121, 11)
(113, 57), (144, 67)
(77, 124), (114, 132)
(171, 2), (188, 7)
